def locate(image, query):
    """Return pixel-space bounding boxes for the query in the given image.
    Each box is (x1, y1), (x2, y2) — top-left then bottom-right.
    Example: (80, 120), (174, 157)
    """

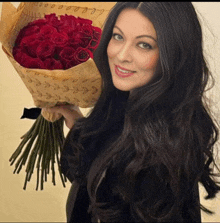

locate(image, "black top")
(61, 122), (202, 222)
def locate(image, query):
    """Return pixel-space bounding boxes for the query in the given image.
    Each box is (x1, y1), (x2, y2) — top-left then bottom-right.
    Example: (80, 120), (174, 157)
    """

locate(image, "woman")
(46, 2), (220, 222)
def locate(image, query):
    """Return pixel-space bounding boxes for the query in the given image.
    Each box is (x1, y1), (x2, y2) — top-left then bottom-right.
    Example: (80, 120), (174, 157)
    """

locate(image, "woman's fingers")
(43, 105), (83, 129)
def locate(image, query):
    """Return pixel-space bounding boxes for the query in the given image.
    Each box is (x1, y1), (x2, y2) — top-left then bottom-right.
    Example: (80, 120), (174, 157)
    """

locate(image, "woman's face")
(107, 8), (160, 92)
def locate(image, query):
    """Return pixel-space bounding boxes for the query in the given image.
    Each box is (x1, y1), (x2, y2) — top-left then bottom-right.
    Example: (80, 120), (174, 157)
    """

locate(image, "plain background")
(0, 2), (220, 222)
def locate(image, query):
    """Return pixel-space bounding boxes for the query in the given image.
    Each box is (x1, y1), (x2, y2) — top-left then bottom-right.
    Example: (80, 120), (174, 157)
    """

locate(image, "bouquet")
(13, 13), (101, 70)
(0, 2), (116, 190)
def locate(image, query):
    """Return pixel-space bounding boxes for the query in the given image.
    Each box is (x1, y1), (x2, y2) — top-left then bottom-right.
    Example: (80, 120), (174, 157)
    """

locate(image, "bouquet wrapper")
(0, 2), (116, 121)
(0, 2), (116, 190)
(3, 46), (102, 121)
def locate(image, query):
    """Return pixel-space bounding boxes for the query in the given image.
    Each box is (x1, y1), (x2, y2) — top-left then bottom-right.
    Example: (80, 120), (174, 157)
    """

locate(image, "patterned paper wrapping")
(0, 2), (116, 121)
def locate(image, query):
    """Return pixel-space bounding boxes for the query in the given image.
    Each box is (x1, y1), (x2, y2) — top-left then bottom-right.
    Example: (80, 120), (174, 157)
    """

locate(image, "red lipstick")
(114, 65), (135, 78)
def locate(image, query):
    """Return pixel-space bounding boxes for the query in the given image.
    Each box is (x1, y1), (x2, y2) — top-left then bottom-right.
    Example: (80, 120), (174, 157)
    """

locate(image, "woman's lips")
(114, 65), (136, 78)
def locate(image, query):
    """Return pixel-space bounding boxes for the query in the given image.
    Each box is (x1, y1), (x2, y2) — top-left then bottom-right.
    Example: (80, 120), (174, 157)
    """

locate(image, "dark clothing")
(61, 125), (202, 222)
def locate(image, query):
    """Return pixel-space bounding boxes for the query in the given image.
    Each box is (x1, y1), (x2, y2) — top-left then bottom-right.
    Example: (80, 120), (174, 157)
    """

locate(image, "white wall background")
(0, 2), (220, 222)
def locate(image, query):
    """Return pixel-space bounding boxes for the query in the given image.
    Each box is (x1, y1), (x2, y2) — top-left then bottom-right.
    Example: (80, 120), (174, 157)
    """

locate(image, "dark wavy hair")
(63, 2), (220, 221)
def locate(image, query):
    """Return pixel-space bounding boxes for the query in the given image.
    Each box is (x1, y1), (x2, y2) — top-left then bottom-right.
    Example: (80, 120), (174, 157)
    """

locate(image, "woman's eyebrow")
(114, 25), (157, 43)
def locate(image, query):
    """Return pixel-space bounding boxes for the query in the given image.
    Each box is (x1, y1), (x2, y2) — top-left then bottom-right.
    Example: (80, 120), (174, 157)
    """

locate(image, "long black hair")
(62, 2), (220, 221)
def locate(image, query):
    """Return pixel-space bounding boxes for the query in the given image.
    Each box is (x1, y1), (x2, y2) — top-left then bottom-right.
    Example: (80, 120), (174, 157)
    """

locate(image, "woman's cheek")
(143, 52), (159, 70)
(107, 42), (114, 59)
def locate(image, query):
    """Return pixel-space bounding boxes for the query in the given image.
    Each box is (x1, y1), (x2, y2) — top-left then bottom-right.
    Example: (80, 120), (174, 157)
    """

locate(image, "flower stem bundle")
(9, 114), (67, 190)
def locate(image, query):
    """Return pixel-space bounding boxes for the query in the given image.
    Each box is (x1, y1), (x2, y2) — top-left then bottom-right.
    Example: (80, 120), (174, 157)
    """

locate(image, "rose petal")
(69, 31), (92, 48)
(73, 47), (93, 64)
(44, 58), (63, 70)
(65, 27), (75, 36)
(87, 38), (100, 52)
(36, 41), (55, 60)
(15, 25), (40, 46)
(59, 47), (76, 68)
(40, 25), (58, 38)
(51, 32), (69, 48)
(13, 47), (30, 66)
(24, 58), (45, 69)
(60, 14), (77, 29)
(45, 13), (60, 27)
(65, 60), (79, 70)
(13, 48), (44, 68)
(92, 26), (102, 40)
(59, 47), (76, 60)
(29, 19), (48, 28)
(26, 39), (42, 57)
(80, 23), (93, 36)
(19, 34), (43, 57)
(20, 34), (40, 46)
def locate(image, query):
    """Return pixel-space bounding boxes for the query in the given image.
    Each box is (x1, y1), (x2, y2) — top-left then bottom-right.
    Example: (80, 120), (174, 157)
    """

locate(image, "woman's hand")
(42, 104), (83, 129)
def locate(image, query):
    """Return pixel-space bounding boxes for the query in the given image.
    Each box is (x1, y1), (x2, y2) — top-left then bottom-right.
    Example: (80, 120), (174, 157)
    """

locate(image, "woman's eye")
(138, 42), (152, 50)
(112, 33), (123, 41)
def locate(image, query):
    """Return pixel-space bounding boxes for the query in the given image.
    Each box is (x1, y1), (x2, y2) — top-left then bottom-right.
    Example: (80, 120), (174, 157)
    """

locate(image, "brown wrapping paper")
(0, 2), (116, 121)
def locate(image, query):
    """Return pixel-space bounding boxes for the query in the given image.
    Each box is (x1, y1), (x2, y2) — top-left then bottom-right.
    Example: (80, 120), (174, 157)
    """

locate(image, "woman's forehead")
(114, 8), (157, 40)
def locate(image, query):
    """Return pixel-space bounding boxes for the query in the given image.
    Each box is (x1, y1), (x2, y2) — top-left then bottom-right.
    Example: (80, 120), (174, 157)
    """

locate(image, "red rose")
(21, 25), (40, 37)
(67, 31), (83, 47)
(40, 25), (58, 39)
(15, 25), (40, 46)
(13, 47), (29, 66)
(13, 46), (21, 57)
(44, 58), (63, 70)
(68, 30), (92, 49)
(76, 32), (92, 48)
(59, 14), (78, 29)
(26, 39), (42, 58)
(59, 47), (77, 68)
(13, 48), (44, 68)
(92, 26), (102, 41)
(73, 47), (93, 63)
(45, 13), (60, 27)
(51, 32), (69, 48)
(24, 57), (45, 69)
(19, 34), (42, 57)
(59, 47), (75, 60)
(25, 25), (40, 35)
(20, 34), (40, 46)
(65, 60), (78, 70)
(81, 23), (93, 36)
(29, 19), (48, 28)
(36, 41), (56, 60)
(87, 39), (100, 52)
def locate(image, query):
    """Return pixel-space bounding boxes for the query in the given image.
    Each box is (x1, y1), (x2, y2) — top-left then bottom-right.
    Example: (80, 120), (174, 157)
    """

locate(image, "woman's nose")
(117, 43), (133, 63)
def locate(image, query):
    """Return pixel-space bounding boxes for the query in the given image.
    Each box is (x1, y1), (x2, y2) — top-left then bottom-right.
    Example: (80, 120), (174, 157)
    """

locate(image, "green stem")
(24, 115), (47, 189)
(9, 116), (42, 164)
(50, 122), (56, 186)
(13, 116), (43, 174)
(52, 120), (64, 187)
(26, 117), (46, 181)
(9, 114), (67, 190)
